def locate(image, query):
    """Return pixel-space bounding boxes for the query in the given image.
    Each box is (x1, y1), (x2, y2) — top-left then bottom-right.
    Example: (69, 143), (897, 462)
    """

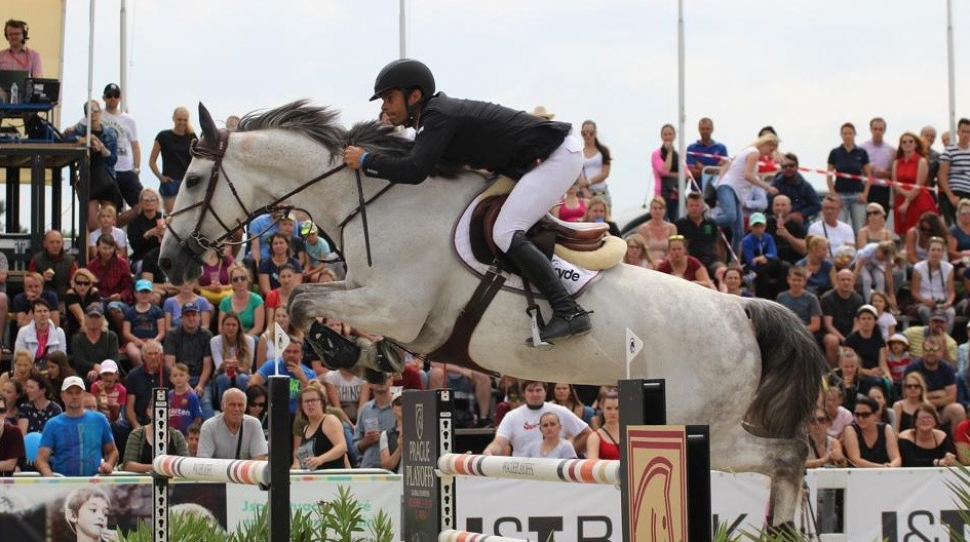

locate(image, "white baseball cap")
(99, 359), (119, 374)
(61, 376), (86, 392)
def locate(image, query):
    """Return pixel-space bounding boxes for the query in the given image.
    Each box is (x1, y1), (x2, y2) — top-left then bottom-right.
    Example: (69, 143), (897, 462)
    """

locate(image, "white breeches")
(493, 135), (583, 252)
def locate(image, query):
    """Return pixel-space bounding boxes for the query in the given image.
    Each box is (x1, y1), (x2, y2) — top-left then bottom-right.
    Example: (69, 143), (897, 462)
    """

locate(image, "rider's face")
(379, 90), (409, 126)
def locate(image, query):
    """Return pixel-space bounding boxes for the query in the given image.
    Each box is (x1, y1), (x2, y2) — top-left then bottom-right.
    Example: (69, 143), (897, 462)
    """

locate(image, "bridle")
(165, 128), (391, 266)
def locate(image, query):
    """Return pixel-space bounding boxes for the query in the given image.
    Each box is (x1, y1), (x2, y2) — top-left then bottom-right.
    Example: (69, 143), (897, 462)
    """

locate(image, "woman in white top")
(714, 134), (780, 254)
(13, 299), (67, 366)
(211, 312), (257, 405)
(911, 236), (956, 333)
(578, 120), (612, 206)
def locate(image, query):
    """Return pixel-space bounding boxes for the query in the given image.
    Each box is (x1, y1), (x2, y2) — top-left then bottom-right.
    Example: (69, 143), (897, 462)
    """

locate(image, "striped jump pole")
(438, 453), (620, 487)
(152, 456), (270, 486)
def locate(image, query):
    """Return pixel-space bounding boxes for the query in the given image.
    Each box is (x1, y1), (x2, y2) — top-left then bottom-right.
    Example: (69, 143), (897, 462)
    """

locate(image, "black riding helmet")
(370, 58), (436, 102)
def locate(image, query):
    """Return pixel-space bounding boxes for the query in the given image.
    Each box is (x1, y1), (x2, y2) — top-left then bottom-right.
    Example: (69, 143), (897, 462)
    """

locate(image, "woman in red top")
(586, 392), (620, 460)
(551, 181), (587, 223)
(657, 236), (715, 289)
(892, 132), (937, 236)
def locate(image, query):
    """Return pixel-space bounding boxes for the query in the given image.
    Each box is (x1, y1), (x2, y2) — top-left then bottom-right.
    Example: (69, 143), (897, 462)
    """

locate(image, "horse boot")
(504, 230), (592, 343)
(306, 321), (406, 374)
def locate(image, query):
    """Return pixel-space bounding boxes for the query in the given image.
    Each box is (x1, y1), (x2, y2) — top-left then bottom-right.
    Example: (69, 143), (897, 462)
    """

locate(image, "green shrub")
(117, 485), (394, 542)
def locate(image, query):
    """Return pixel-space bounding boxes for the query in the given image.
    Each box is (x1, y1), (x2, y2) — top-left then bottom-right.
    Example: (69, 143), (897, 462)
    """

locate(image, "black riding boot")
(504, 231), (591, 342)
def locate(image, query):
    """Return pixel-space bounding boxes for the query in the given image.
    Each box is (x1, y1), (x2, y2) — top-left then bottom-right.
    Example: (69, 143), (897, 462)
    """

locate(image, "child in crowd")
(853, 241), (897, 305)
(886, 334), (912, 400)
(89, 360), (126, 423)
(168, 363), (202, 435)
(300, 222), (332, 282)
(741, 213), (783, 299)
(63, 486), (115, 542)
(520, 412), (577, 459)
(185, 422), (201, 457)
(121, 279), (166, 368)
(775, 266), (822, 337)
(87, 204), (128, 260)
(869, 291), (897, 341)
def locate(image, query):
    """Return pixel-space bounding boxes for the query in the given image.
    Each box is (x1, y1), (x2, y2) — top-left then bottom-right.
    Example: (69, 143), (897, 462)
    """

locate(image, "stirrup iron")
(526, 306), (553, 350)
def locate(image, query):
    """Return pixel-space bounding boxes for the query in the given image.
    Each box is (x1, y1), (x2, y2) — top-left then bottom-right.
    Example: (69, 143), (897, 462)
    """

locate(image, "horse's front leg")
(287, 281), (352, 326)
(289, 283), (430, 343)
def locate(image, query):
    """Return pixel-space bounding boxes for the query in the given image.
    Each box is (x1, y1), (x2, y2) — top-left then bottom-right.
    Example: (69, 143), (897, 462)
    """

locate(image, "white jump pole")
(437, 453), (620, 487)
(152, 456), (270, 486)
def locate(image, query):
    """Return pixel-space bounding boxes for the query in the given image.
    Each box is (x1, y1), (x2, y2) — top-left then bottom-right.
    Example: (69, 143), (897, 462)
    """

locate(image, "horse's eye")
(185, 174), (203, 188)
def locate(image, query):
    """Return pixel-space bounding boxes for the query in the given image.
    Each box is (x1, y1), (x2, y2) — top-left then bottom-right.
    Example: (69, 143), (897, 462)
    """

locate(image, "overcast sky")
(58, 0), (970, 223)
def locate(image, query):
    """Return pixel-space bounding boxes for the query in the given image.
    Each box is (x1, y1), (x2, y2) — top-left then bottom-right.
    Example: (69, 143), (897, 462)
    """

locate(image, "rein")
(166, 128), (391, 267)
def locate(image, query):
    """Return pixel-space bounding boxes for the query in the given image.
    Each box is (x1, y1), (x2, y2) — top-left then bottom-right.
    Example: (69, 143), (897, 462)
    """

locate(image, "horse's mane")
(237, 100), (459, 177)
(236, 100), (347, 156)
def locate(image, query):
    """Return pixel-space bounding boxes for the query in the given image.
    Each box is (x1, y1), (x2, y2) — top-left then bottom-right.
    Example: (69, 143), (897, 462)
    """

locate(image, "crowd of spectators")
(9, 75), (970, 476)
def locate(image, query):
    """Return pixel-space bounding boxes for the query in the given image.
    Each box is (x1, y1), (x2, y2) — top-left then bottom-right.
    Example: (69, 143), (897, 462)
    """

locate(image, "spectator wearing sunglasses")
(904, 335), (966, 435)
(769, 153), (820, 224)
(843, 395), (901, 468)
(806, 406), (845, 468)
(63, 269), (100, 339)
(245, 384), (269, 438)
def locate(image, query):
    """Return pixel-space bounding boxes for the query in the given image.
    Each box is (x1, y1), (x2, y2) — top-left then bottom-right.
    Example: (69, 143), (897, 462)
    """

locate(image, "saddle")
(467, 177), (624, 271)
(428, 177), (624, 369)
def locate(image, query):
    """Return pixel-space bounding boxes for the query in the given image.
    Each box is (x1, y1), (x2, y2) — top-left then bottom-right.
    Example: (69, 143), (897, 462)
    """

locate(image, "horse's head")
(158, 102), (249, 284)
(159, 101), (351, 284)
(158, 99), (429, 285)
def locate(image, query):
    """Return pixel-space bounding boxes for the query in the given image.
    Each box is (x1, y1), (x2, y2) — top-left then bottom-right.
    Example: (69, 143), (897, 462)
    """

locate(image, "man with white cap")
(36, 376), (118, 476)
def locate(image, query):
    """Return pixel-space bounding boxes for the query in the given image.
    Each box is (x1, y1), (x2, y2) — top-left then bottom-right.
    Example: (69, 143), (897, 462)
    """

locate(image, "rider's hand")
(343, 146), (367, 170)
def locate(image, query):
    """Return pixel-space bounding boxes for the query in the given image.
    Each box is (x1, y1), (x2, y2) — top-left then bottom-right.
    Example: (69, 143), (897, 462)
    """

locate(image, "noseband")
(166, 128), (348, 263)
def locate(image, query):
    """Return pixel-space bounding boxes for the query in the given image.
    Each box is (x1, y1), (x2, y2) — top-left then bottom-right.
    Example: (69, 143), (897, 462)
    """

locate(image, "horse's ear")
(198, 102), (218, 143)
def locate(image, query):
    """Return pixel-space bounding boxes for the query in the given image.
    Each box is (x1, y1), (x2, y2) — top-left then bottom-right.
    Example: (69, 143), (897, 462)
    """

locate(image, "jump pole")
(151, 375), (292, 542)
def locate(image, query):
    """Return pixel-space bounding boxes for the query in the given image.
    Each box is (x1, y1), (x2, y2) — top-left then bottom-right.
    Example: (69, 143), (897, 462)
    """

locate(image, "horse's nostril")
(159, 257), (172, 270)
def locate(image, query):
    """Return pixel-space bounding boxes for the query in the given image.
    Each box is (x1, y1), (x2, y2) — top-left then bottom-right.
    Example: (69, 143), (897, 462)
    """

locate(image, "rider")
(343, 59), (591, 343)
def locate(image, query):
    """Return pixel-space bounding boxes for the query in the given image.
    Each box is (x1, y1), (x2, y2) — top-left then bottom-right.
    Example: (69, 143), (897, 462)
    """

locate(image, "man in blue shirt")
(769, 153), (821, 224)
(354, 373), (397, 468)
(686, 117), (728, 187)
(246, 211), (282, 265)
(249, 335), (316, 414)
(36, 376), (118, 477)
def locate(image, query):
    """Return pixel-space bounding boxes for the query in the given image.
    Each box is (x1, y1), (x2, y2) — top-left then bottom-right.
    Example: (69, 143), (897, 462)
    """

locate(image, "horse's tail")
(742, 298), (827, 439)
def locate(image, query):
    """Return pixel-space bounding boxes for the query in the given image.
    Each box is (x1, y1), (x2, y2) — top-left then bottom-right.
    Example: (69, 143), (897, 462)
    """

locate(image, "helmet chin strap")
(403, 87), (422, 128)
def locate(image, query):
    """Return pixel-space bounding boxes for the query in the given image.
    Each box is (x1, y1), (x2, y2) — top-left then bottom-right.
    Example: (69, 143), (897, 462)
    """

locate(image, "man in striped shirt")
(939, 118), (970, 223)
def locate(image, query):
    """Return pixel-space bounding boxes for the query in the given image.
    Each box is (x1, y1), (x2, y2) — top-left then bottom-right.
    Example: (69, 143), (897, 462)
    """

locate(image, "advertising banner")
(0, 476), (224, 542)
(456, 472), (795, 541)
(843, 468), (967, 542)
